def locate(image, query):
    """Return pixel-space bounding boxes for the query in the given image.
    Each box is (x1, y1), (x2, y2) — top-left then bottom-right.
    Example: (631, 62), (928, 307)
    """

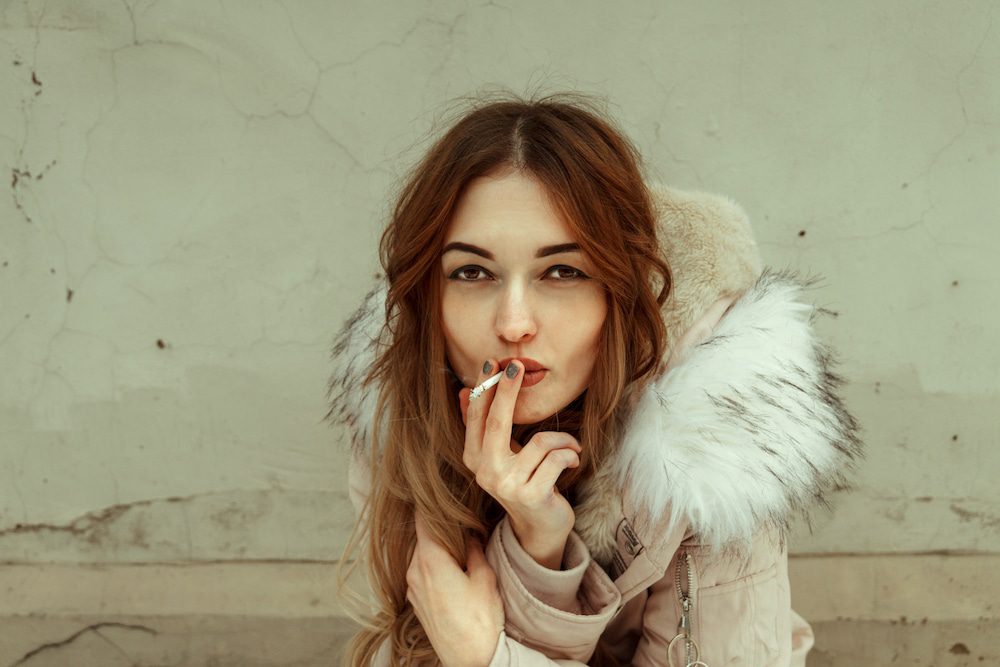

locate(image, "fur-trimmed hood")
(324, 184), (864, 568)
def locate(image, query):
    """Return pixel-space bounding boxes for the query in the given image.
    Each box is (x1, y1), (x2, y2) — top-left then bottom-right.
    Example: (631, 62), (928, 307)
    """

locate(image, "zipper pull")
(678, 597), (691, 633)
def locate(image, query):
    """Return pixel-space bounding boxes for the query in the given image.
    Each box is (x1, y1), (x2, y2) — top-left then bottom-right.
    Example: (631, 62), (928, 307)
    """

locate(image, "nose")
(494, 282), (537, 343)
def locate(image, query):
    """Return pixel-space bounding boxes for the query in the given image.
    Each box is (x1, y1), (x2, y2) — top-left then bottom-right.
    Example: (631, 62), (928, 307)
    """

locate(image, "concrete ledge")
(787, 552), (999, 622)
(806, 619), (1000, 666)
(0, 562), (369, 665)
(1, 554), (997, 665)
(0, 561), (362, 617)
(0, 615), (354, 667)
(3, 615), (996, 666)
(4, 553), (996, 620)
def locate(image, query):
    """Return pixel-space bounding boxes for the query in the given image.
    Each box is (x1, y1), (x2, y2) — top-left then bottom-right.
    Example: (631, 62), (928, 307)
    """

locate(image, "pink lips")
(498, 357), (545, 373)
(494, 358), (547, 388)
(521, 369), (547, 388)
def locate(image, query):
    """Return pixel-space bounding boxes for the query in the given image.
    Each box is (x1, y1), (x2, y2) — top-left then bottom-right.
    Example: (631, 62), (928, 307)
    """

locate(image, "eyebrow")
(441, 241), (581, 260)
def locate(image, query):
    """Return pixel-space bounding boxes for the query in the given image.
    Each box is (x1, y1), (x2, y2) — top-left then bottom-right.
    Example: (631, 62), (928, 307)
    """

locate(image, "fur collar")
(575, 267), (864, 568)
(324, 185), (864, 565)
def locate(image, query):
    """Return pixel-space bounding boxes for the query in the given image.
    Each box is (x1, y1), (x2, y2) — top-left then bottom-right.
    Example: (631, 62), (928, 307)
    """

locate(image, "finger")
(413, 509), (425, 541)
(526, 447), (580, 492)
(464, 534), (488, 572)
(405, 587), (422, 621)
(406, 547), (419, 587)
(512, 432), (582, 485)
(413, 510), (452, 561)
(468, 359), (500, 407)
(465, 535), (486, 565)
(463, 358), (500, 465)
(482, 360), (523, 470)
(459, 387), (471, 426)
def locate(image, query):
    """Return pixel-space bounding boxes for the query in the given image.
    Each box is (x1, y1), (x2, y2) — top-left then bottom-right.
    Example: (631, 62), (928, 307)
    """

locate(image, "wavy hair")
(332, 89), (673, 665)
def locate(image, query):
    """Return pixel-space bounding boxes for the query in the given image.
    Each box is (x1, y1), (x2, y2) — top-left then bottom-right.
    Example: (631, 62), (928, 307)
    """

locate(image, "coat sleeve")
(483, 514), (622, 663)
(348, 456), (621, 667)
(486, 630), (592, 666)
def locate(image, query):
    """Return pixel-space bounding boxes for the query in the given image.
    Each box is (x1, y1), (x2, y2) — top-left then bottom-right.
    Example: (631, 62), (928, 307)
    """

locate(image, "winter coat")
(325, 184), (864, 666)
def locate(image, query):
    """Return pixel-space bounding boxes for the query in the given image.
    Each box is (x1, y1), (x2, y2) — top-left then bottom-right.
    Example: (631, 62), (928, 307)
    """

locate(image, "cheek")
(441, 292), (482, 380)
(577, 299), (608, 371)
(440, 288), (466, 341)
(440, 305), (459, 351)
(575, 293), (607, 347)
(441, 304), (462, 359)
(551, 296), (606, 380)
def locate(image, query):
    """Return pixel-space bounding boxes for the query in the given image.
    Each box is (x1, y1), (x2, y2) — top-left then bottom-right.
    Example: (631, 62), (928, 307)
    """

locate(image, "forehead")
(445, 171), (576, 243)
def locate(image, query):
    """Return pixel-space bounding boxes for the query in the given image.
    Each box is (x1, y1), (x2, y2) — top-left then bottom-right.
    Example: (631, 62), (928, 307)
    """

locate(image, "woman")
(325, 91), (863, 665)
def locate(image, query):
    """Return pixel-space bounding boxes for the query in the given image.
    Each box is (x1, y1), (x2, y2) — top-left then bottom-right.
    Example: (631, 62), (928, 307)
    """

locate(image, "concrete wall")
(1, 1), (997, 664)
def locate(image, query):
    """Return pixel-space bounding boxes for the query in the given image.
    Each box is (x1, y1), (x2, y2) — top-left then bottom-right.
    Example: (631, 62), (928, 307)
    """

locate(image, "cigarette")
(469, 371), (503, 401)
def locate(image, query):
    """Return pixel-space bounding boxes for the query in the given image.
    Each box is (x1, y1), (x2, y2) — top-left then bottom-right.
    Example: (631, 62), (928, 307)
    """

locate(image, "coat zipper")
(673, 549), (701, 666)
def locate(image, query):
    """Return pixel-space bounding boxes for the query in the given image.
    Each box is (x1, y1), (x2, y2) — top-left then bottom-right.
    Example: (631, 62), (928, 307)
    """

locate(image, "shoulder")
(613, 267), (864, 554)
(661, 291), (742, 375)
(685, 519), (786, 584)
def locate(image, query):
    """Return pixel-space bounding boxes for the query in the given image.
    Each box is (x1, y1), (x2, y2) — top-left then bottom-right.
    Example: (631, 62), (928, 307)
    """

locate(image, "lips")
(498, 357), (546, 372)
(521, 369), (547, 388)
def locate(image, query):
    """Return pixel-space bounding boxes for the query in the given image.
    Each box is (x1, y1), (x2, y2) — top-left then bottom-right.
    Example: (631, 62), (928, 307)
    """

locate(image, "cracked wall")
(0, 0), (998, 664)
(1, 0), (993, 560)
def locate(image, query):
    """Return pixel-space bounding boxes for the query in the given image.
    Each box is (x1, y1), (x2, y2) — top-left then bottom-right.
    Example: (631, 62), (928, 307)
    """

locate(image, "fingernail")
(482, 360), (492, 374)
(505, 362), (519, 379)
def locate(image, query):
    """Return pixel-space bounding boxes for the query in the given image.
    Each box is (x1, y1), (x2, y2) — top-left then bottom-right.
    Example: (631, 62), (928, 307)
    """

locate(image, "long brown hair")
(334, 89), (672, 665)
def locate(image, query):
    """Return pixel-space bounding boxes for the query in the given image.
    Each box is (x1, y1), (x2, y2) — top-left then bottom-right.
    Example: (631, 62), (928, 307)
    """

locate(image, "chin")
(512, 398), (558, 426)
(512, 408), (540, 426)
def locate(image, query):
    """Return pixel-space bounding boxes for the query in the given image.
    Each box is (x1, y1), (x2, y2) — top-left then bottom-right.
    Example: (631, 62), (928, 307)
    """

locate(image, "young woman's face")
(440, 169), (608, 425)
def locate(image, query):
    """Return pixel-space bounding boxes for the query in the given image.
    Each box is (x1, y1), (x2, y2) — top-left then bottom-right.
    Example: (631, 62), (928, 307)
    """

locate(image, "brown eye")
(449, 266), (490, 281)
(547, 265), (588, 281)
(448, 265), (589, 283)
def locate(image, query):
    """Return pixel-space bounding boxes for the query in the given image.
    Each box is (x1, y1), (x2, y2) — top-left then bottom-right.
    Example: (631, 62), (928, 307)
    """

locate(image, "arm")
(487, 631), (591, 666)
(348, 453), (604, 666)
(484, 514), (622, 663)
(481, 520), (813, 667)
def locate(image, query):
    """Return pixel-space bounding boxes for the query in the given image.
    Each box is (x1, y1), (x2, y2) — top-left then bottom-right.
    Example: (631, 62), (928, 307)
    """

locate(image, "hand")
(406, 511), (504, 667)
(458, 359), (581, 568)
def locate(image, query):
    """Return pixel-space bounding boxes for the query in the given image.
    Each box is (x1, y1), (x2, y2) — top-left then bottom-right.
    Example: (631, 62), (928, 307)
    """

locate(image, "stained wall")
(1, 1), (997, 664)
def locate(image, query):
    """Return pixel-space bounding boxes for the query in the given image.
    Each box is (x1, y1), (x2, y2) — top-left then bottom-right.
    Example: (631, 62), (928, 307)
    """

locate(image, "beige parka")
(327, 185), (864, 665)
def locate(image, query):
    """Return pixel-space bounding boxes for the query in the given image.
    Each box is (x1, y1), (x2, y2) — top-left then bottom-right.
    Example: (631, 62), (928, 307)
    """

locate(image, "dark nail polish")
(505, 362), (518, 379)
(482, 360), (492, 374)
